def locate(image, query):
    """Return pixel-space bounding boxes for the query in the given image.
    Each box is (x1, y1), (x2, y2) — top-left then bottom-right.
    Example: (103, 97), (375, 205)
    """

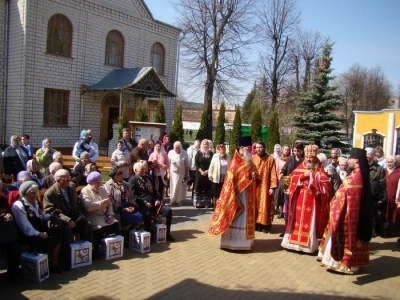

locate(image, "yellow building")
(353, 109), (400, 155)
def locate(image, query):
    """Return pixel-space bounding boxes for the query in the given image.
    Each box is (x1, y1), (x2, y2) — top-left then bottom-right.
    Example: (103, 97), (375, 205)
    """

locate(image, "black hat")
(349, 148), (366, 160)
(238, 136), (252, 147)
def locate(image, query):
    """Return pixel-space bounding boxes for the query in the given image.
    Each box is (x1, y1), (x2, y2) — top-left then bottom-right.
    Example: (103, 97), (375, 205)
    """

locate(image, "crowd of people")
(1, 128), (400, 282)
(209, 139), (400, 275)
(0, 129), (180, 283)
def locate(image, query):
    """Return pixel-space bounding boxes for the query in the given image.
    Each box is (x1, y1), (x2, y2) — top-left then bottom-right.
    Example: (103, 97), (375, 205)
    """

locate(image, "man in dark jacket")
(366, 147), (387, 236)
(278, 143), (304, 236)
(43, 169), (92, 269)
(129, 161), (174, 241)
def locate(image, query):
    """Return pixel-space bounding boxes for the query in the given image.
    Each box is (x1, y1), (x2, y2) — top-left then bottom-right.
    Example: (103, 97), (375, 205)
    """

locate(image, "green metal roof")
(84, 67), (175, 97)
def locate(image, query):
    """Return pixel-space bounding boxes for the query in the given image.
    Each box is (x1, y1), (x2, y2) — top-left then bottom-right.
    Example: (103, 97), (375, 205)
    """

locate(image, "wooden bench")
(62, 155), (112, 173)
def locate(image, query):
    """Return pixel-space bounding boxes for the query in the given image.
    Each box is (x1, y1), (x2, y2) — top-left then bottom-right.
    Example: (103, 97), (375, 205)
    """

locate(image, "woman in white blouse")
(208, 144), (231, 209)
(12, 181), (62, 272)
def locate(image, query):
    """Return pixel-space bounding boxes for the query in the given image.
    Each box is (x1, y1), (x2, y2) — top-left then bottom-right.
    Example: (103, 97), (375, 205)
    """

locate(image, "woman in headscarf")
(168, 141), (189, 206)
(148, 141), (170, 198)
(208, 144), (231, 209)
(273, 144), (282, 159)
(36, 138), (57, 174)
(80, 171), (119, 258)
(193, 139), (213, 208)
(26, 159), (45, 181)
(12, 181), (62, 272)
(3, 135), (29, 179)
(103, 166), (143, 237)
(111, 140), (130, 182)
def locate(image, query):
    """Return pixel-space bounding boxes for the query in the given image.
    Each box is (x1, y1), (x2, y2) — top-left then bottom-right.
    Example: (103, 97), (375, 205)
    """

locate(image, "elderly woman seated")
(104, 166), (143, 238)
(12, 181), (62, 273)
(72, 151), (92, 186)
(128, 161), (175, 241)
(36, 138), (57, 174)
(7, 171), (43, 207)
(26, 158), (44, 187)
(80, 171), (119, 258)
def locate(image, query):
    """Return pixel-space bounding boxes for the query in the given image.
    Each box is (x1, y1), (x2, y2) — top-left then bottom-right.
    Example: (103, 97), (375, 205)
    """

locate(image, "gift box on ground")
(70, 240), (92, 268)
(21, 252), (49, 282)
(100, 235), (124, 260)
(129, 229), (150, 253)
(152, 224), (166, 243)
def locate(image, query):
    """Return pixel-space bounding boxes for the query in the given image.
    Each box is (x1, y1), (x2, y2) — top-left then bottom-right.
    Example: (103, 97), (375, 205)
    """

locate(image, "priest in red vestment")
(208, 136), (258, 250)
(318, 148), (374, 274)
(281, 144), (331, 253)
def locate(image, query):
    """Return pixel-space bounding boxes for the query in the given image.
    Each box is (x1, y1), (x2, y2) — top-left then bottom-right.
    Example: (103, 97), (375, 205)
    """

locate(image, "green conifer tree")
(250, 105), (262, 142)
(294, 41), (346, 148)
(196, 108), (208, 140)
(169, 101), (184, 144)
(214, 102), (226, 146)
(266, 109), (280, 154)
(136, 99), (149, 122)
(229, 107), (242, 156)
(154, 94), (166, 123)
(242, 83), (256, 124)
(117, 103), (128, 140)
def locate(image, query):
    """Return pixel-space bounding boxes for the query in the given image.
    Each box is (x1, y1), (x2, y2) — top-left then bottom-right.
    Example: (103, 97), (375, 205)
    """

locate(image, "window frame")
(151, 42), (165, 75)
(46, 14), (73, 57)
(43, 88), (70, 127)
(105, 30), (124, 67)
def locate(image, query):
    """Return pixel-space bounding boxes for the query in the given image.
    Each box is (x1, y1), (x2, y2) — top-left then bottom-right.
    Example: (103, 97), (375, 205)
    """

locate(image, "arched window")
(151, 42), (165, 75)
(46, 14), (72, 57)
(105, 30), (124, 67)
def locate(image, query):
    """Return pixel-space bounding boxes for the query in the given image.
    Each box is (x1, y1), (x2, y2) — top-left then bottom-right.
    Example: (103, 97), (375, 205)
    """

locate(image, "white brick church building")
(0, 0), (180, 152)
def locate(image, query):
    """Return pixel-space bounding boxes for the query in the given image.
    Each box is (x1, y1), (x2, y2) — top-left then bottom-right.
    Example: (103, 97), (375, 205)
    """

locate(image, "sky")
(144, 0), (400, 103)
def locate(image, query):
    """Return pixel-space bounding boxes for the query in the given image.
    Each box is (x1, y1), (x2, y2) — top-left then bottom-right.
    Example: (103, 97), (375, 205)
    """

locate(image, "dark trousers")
(61, 220), (93, 264)
(137, 205), (173, 234)
(188, 170), (196, 186)
(0, 240), (20, 277)
(283, 193), (289, 227)
(92, 222), (120, 254)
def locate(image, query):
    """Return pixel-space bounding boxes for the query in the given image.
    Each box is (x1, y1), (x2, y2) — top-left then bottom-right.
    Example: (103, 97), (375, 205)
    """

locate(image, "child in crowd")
(75, 130), (91, 160)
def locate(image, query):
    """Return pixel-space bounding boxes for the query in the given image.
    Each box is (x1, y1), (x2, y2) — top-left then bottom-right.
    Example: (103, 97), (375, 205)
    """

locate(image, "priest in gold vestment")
(252, 141), (278, 233)
(208, 136), (257, 250)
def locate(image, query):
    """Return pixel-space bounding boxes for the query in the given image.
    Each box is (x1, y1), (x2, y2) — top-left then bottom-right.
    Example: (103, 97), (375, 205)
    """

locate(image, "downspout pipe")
(172, 31), (184, 130)
(21, 0), (28, 134)
(3, 0), (11, 146)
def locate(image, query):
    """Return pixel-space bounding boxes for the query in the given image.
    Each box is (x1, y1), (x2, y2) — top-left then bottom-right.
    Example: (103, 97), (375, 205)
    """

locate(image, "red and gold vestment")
(208, 150), (257, 239)
(286, 161), (331, 246)
(320, 168), (369, 271)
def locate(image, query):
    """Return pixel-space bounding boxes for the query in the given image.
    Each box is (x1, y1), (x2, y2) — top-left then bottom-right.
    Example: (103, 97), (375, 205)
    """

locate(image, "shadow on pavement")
(172, 207), (214, 225)
(0, 258), (120, 298)
(145, 278), (372, 300)
(353, 255), (400, 286)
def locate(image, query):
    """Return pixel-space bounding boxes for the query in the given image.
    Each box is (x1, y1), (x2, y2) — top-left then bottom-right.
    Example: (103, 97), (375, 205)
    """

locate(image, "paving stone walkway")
(2, 193), (400, 300)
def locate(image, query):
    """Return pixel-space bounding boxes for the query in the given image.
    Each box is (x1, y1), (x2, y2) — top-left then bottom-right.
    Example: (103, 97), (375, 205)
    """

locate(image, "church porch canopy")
(81, 67), (175, 98)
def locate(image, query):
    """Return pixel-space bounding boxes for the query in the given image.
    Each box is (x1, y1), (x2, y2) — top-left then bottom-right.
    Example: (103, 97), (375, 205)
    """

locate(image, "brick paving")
(2, 192), (400, 300)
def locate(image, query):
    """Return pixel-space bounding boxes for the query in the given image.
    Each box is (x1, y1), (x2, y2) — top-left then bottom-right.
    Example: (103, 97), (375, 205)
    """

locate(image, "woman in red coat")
(385, 156), (400, 237)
